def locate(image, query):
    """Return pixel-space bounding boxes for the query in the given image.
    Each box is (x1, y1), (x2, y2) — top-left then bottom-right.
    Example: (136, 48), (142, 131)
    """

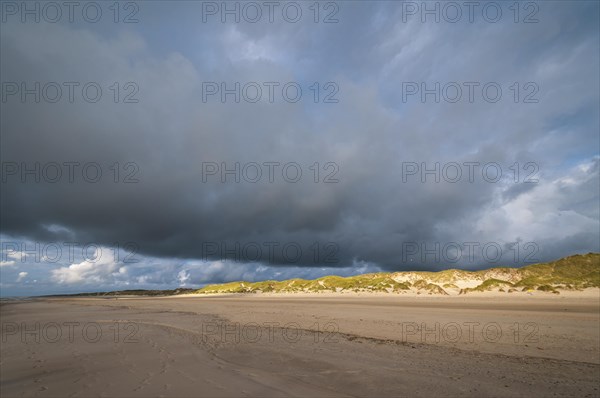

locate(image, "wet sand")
(1, 293), (599, 397)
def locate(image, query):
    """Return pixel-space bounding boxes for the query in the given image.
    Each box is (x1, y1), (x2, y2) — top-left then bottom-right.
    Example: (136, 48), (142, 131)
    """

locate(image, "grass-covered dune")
(197, 275), (412, 294)
(196, 253), (599, 295)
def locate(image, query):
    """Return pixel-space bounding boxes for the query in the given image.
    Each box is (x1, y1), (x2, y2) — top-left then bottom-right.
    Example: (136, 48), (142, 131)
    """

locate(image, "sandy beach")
(1, 292), (599, 397)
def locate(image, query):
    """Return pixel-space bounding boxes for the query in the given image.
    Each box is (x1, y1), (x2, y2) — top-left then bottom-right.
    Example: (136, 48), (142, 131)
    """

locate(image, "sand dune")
(195, 253), (600, 296)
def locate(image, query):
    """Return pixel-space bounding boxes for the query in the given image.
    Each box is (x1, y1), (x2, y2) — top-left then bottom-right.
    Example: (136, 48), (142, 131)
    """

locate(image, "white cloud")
(433, 157), (600, 264)
(51, 248), (123, 285)
(177, 270), (191, 286)
(0, 247), (20, 267)
(0, 260), (16, 267)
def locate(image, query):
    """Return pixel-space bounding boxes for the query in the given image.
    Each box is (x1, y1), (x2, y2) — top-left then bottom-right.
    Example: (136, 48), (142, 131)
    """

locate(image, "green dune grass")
(196, 253), (599, 295)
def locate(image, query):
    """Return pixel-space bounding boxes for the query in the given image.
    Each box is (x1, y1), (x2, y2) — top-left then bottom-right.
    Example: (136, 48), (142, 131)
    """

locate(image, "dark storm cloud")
(1, 0), (599, 285)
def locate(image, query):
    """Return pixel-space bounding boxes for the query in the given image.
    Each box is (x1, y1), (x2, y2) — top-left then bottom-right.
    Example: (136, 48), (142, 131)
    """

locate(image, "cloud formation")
(1, 2), (598, 295)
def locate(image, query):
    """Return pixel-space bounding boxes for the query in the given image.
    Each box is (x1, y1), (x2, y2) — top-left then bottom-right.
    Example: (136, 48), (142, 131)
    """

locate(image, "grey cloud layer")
(1, 2), (598, 286)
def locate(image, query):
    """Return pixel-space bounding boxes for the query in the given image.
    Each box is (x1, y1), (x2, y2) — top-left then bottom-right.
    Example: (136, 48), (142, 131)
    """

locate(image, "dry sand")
(1, 292), (599, 397)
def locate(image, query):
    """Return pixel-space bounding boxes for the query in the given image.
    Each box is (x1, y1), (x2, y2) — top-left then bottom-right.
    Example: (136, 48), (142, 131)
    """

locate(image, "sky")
(1, 0), (599, 296)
